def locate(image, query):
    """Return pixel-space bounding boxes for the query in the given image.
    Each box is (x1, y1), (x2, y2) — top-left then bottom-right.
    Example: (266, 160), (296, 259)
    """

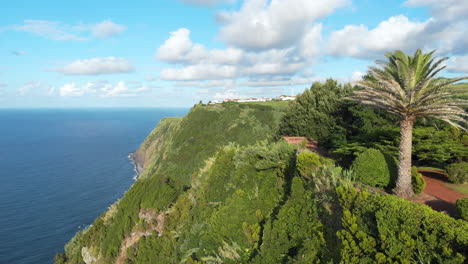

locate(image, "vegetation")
(56, 50), (468, 264)
(350, 148), (396, 188)
(349, 49), (468, 198)
(445, 183), (468, 195)
(278, 79), (351, 148)
(411, 166), (425, 194)
(456, 198), (468, 221)
(446, 162), (468, 184)
(296, 151), (322, 177)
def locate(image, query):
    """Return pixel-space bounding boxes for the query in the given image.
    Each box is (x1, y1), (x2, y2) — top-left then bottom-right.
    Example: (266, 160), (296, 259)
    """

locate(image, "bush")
(336, 186), (468, 263)
(411, 167), (426, 194)
(456, 198), (468, 221)
(446, 162), (468, 184)
(350, 148), (396, 188)
(296, 151), (322, 176)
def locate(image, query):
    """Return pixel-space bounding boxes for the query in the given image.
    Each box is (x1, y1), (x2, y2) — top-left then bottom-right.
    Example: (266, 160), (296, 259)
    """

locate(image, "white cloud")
(180, 0), (236, 7)
(329, 0), (468, 59)
(213, 88), (242, 100)
(446, 55), (468, 73)
(156, 1), (345, 85)
(59, 83), (85, 96)
(350, 70), (365, 82)
(0, 83), (7, 88)
(157, 28), (315, 81)
(91, 20), (127, 38)
(56, 57), (134, 75)
(217, 0), (348, 50)
(11, 20), (87, 41)
(17, 81), (43, 96)
(160, 64), (237, 81)
(328, 15), (428, 58)
(404, 0), (468, 21)
(58, 81), (152, 97)
(156, 28), (243, 65)
(9, 19), (126, 41)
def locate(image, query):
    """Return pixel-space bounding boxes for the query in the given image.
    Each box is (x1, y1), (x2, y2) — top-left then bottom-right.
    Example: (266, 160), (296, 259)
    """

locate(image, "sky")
(0, 0), (467, 108)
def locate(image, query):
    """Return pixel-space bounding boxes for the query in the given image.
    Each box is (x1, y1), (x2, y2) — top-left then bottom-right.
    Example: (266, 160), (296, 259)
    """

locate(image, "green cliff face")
(56, 102), (468, 264)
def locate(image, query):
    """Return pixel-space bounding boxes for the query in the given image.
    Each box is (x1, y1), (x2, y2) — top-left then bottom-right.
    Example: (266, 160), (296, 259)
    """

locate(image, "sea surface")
(0, 108), (188, 264)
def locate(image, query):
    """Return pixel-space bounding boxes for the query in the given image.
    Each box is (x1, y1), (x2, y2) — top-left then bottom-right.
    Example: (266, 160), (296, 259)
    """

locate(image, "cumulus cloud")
(156, 0), (348, 86)
(8, 19), (126, 41)
(404, 0), (468, 22)
(217, 0), (348, 50)
(58, 81), (151, 97)
(328, 15), (428, 59)
(157, 28), (319, 81)
(156, 28), (243, 65)
(446, 55), (468, 73)
(329, 0), (468, 59)
(91, 20), (127, 38)
(56, 57), (134, 75)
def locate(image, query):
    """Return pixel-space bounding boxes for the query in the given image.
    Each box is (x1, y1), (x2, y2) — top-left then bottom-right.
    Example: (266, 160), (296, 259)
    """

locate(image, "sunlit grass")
(444, 182), (468, 195)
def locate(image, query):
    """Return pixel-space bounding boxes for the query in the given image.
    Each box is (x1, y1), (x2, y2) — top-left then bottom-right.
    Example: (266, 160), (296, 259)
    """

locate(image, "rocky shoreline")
(128, 152), (144, 179)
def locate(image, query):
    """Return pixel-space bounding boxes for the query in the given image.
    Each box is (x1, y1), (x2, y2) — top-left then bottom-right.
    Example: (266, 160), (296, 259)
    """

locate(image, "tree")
(278, 79), (351, 148)
(349, 49), (467, 198)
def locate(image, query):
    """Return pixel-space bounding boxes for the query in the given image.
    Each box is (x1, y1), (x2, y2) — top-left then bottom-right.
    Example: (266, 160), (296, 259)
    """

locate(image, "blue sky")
(0, 0), (467, 108)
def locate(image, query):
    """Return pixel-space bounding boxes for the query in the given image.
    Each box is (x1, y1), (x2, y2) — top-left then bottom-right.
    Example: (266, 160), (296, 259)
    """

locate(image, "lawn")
(418, 166), (446, 174)
(444, 182), (468, 195)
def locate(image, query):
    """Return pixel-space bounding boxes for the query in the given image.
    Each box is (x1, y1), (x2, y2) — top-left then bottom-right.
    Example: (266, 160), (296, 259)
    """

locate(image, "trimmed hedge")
(456, 198), (468, 221)
(411, 167), (426, 194)
(350, 148), (397, 188)
(446, 162), (468, 184)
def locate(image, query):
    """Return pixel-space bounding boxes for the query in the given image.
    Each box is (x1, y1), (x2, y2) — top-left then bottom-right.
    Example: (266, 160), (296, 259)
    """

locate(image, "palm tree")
(349, 49), (468, 198)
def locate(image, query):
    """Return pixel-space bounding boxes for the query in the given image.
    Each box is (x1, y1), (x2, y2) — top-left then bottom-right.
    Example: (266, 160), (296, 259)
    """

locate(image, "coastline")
(128, 152), (144, 180)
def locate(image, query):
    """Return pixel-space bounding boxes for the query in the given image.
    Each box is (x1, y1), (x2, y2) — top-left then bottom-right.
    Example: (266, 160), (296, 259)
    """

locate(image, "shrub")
(296, 151), (322, 176)
(411, 166), (426, 194)
(456, 198), (468, 221)
(350, 148), (396, 188)
(446, 162), (468, 184)
(335, 186), (468, 263)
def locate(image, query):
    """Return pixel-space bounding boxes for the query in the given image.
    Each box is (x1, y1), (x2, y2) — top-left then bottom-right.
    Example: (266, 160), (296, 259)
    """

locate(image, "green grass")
(444, 182), (468, 195)
(418, 166), (446, 173)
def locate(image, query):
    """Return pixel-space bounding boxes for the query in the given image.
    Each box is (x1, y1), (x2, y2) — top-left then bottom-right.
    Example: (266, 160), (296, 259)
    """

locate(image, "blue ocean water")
(0, 108), (188, 264)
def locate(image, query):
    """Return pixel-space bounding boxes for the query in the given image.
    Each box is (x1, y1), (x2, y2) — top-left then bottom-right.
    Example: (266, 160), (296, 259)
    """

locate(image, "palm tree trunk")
(393, 116), (415, 198)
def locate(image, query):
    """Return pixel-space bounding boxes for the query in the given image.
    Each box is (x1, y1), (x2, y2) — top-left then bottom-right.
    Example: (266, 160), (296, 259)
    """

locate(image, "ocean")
(0, 108), (188, 264)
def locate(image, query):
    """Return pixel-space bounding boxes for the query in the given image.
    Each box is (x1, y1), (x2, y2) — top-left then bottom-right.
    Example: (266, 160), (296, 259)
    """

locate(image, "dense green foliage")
(278, 79), (351, 148)
(336, 186), (468, 263)
(277, 79), (468, 168)
(446, 162), (468, 184)
(411, 167), (426, 194)
(350, 148), (396, 188)
(456, 198), (468, 221)
(296, 151), (321, 177)
(57, 97), (468, 264)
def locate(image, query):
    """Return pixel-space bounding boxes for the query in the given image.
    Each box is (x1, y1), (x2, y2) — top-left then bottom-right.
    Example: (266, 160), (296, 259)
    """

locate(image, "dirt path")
(411, 170), (467, 216)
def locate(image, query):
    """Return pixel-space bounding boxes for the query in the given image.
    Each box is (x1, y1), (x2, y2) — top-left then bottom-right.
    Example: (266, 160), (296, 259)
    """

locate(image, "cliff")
(55, 101), (468, 264)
